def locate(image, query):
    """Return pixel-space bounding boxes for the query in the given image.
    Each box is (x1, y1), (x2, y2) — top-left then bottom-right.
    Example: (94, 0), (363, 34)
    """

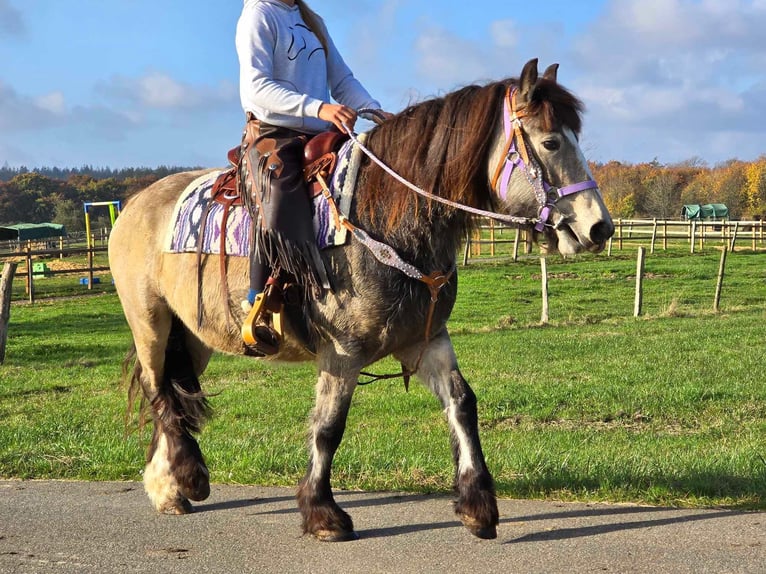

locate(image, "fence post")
(462, 232), (470, 266)
(729, 222), (739, 252)
(512, 228), (520, 262)
(663, 219), (668, 250)
(753, 222), (758, 251)
(617, 218), (623, 250)
(690, 221), (696, 254)
(714, 247), (728, 312)
(489, 219), (496, 258)
(540, 257), (549, 325)
(650, 218), (658, 254)
(25, 247), (34, 304)
(0, 262), (18, 364)
(87, 245), (95, 290)
(634, 247), (646, 317)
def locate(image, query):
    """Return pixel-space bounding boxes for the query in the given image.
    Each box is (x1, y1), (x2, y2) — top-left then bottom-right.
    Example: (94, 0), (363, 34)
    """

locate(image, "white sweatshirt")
(236, 0), (381, 133)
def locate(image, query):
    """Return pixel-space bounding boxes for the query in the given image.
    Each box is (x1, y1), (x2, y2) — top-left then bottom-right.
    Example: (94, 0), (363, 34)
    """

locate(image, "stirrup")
(242, 287), (283, 355)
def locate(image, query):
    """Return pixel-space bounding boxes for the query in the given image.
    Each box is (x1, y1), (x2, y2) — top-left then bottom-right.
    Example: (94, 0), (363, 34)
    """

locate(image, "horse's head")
(490, 59), (614, 255)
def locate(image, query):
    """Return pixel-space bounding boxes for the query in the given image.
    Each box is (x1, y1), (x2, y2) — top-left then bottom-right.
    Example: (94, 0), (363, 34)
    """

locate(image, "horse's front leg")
(297, 359), (358, 541)
(397, 331), (499, 539)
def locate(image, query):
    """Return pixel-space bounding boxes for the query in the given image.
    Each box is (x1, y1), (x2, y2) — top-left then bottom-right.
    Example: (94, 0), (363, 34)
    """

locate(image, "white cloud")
(414, 27), (491, 87)
(0, 80), (136, 142)
(35, 91), (66, 115)
(568, 0), (766, 163)
(0, 82), (56, 131)
(490, 19), (519, 49)
(97, 71), (237, 111)
(0, 0), (24, 37)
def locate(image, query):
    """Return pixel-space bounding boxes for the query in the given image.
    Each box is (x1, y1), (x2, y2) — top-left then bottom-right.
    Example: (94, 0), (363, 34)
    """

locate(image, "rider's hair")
(297, 1), (328, 54)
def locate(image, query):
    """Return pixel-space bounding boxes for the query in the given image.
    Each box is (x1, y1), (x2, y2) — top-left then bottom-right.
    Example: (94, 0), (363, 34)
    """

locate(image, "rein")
(334, 93), (597, 385)
(356, 93), (599, 233)
(346, 112), (534, 228)
(316, 181), (454, 387)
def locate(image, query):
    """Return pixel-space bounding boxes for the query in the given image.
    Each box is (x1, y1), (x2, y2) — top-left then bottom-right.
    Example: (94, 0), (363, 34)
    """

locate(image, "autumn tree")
(643, 169), (680, 218)
(591, 161), (639, 218)
(743, 156), (766, 219)
(708, 160), (746, 217)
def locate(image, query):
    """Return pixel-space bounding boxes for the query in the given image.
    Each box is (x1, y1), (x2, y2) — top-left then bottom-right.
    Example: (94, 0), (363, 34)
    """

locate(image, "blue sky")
(2, 0), (766, 169)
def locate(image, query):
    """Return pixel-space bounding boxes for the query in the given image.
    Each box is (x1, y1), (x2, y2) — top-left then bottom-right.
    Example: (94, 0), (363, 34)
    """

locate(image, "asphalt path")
(1, 479), (764, 573)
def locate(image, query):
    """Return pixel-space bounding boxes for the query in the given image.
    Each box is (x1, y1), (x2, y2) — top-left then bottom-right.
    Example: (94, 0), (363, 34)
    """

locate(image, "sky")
(2, 0), (766, 170)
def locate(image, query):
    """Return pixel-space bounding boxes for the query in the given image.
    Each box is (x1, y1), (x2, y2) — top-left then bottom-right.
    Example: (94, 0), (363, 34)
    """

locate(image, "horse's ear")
(542, 63), (559, 83)
(518, 58), (539, 105)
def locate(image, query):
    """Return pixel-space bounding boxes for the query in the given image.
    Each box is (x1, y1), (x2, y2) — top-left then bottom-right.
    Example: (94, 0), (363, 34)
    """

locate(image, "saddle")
(210, 131), (348, 204)
(205, 131), (349, 355)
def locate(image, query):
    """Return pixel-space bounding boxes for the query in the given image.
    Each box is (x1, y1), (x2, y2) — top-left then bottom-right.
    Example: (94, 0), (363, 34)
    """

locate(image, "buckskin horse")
(109, 59), (614, 541)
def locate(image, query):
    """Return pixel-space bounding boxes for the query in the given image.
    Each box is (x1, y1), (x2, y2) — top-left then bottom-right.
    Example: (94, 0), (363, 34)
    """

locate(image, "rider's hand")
(318, 103), (358, 133)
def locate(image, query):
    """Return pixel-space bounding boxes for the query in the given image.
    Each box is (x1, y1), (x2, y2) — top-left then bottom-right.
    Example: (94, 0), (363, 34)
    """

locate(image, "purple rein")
(494, 87), (599, 232)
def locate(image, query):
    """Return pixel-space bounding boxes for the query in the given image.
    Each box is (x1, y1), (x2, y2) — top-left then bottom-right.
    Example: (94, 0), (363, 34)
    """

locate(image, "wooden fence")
(1, 218), (763, 305)
(608, 218), (765, 254)
(464, 218), (766, 262)
(0, 245), (109, 303)
(0, 228), (111, 256)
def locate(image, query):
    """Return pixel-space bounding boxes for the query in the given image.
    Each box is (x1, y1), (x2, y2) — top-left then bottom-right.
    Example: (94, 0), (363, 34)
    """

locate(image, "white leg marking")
(448, 399), (476, 475)
(143, 434), (181, 512)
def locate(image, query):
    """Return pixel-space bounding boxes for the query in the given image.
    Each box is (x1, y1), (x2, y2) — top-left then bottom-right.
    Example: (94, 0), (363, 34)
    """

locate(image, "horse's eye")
(542, 139), (560, 151)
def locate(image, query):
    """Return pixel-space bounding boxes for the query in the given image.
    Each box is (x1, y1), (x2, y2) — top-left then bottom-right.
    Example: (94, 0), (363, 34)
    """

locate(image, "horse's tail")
(123, 315), (212, 435)
(123, 343), (146, 432)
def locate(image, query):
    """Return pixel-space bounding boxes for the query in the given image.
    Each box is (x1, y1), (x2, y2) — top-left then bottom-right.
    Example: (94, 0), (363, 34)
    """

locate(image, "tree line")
(591, 156), (766, 220)
(1, 156), (765, 232)
(0, 164), (197, 183)
(0, 169), (194, 232)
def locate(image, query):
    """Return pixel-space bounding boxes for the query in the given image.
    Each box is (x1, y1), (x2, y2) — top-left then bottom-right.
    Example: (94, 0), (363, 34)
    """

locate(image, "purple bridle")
(492, 86), (599, 232)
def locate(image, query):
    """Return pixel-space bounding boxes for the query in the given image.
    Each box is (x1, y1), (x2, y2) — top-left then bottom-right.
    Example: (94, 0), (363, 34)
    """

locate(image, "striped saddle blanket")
(164, 137), (363, 257)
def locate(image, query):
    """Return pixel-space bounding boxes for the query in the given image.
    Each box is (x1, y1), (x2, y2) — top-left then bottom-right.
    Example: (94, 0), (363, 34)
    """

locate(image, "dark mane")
(526, 79), (584, 134)
(357, 78), (584, 232)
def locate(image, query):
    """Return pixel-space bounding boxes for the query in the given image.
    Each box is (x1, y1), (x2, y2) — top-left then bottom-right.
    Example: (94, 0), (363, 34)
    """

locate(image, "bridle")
(489, 86), (599, 232)
(338, 92), (598, 384)
(354, 87), (598, 233)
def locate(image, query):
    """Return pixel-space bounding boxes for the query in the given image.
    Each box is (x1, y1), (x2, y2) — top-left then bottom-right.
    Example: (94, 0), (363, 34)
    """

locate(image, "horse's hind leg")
(396, 331), (499, 539)
(296, 355), (358, 541)
(127, 307), (213, 514)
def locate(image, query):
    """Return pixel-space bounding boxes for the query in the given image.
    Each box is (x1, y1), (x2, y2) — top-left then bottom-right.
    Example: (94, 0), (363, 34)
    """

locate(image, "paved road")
(1, 479), (764, 573)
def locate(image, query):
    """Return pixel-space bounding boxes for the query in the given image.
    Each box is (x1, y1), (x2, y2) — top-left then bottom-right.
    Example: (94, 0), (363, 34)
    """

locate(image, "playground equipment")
(83, 201), (121, 248)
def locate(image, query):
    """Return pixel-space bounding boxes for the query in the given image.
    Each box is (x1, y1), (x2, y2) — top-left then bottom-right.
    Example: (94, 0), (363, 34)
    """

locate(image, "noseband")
(490, 87), (598, 232)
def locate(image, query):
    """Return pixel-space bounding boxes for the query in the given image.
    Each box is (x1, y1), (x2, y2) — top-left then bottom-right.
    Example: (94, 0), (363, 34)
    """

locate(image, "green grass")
(1, 247), (766, 508)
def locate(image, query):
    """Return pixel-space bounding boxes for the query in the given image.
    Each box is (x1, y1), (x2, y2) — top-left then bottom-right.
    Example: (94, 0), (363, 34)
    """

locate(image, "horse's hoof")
(460, 515), (498, 540)
(468, 524), (497, 539)
(158, 497), (194, 515)
(182, 481), (210, 502)
(312, 529), (360, 542)
(180, 467), (210, 502)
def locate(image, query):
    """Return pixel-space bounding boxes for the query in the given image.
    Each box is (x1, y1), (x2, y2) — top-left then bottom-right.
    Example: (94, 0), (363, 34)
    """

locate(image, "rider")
(235, 0), (391, 354)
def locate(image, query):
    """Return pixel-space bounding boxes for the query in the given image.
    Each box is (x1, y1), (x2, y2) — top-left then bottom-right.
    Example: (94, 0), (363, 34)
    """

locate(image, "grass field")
(1, 246), (765, 508)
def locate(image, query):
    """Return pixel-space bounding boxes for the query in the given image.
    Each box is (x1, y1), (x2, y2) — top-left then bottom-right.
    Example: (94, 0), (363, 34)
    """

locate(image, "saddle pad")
(164, 170), (252, 257)
(315, 135), (364, 248)
(164, 134), (366, 257)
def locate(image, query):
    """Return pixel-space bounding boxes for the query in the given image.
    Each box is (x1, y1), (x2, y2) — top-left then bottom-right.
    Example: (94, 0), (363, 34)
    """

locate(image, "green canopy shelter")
(0, 223), (67, 241)
(681, 204), (729, 220)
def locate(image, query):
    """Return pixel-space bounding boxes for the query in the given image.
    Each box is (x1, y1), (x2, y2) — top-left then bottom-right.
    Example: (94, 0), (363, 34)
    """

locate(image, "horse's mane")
(358, 78), (584, 232)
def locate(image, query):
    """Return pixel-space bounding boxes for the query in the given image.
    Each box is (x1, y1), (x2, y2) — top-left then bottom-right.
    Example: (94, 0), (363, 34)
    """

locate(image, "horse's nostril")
(590, 220), (615, 244)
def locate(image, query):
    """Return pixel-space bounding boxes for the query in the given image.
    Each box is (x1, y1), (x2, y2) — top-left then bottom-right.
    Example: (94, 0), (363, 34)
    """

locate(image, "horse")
(108, 58), (614, 542)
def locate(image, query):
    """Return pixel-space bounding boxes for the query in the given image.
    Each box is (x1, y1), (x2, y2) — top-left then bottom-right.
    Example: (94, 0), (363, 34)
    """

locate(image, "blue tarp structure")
(681, 204), (729, 220)
(0, 223), (67, 241)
